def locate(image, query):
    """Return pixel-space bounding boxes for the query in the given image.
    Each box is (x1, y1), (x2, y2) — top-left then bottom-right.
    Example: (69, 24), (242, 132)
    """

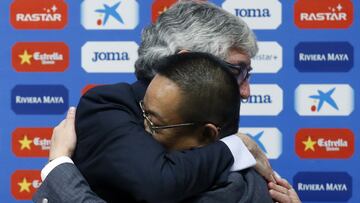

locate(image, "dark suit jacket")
(72, 80), (237, 203)
(33, 163), (272, 203)
(33, 163), (106, 203)
(188, 168), (273, 203)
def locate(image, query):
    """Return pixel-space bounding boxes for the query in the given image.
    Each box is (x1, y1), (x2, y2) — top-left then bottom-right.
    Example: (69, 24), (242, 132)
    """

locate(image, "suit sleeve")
(33, 163), (106, 203)
(73, 84), (234, 203)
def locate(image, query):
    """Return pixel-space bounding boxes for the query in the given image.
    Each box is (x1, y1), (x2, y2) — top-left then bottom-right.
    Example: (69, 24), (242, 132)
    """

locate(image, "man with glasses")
(34, 1), (300, 203)
(136, 52), (272, 202)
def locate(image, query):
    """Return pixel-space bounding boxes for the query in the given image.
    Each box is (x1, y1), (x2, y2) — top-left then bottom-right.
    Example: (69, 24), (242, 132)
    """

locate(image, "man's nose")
(239, 80), (250, 99)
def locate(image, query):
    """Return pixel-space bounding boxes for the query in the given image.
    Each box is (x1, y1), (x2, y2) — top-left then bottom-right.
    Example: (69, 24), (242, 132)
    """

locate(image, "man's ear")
(202, 123), (220, 143)
(177, 49), (190, 54)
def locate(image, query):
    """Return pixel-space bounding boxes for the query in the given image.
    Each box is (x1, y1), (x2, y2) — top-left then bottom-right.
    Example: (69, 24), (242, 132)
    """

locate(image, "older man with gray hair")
(135, 0), (256, 99)
(34, 1), (300, 203)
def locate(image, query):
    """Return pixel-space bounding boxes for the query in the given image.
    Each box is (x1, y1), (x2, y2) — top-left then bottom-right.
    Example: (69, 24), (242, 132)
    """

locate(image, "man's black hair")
(155, 52), (240, 139)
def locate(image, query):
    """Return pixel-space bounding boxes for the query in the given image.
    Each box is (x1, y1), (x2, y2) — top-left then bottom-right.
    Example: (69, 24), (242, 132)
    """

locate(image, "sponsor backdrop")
(0, 0), (358, 202)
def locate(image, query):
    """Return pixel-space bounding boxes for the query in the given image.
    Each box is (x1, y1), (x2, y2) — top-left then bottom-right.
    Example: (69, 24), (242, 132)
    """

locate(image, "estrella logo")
(151, 0), (177, 22)
(11, 170), (42, 200)
(12, 42), (69, 72)
(239, 128), (282, 159)
(296, 128), (354, 159)
(295, 42), (353, 72)
(240, 84), (283, 116)
(294, 0), (353, 29)
(294, 172), (352, 202)
(81, 41), (138, 73)
(295, 84), (354, 116)
(81, 0), (139, 30)
(12, 128), (53, 157)
(11, 85), (69, 115)
(222, 0), (282, 30)
(10, 0), (68, 30)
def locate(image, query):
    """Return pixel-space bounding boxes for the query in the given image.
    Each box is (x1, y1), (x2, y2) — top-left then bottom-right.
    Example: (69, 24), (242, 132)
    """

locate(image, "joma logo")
(235, 8), (271, 18)
(92, 51), (130, 62)
(241, 95), (272, 104)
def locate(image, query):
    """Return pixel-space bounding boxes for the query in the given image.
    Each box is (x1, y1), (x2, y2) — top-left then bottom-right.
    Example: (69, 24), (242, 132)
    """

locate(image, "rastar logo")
(12, 42), (69, 72)
(11, 85), (69, 115)
(81, 0), (139, 30)
(151, 0), (177, 22)
(295, 42), (353, 72)
(12, 128), (52, 157)
(240, 84), (283, 116)
(222, 0), (282, 30)
(294, 172), (352, 202)
(294, 0), (353, 29)
(295, 84), (354, 116)
(296, 128), (354, 159)
(239, 128), (282, 159)
(10, 0), (68, 29)
(81, 41), (138, 73)
(251, 41), (282, 73)
(11, 170), (41, 200)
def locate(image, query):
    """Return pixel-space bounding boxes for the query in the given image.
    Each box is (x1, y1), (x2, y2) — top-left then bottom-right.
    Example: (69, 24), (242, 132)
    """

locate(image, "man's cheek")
(152, 133), (168, 147)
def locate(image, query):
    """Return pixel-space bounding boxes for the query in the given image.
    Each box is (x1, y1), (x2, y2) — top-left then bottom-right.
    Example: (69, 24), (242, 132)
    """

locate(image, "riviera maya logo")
(11, 85), (69, 115)
(295, 42), (353, 72)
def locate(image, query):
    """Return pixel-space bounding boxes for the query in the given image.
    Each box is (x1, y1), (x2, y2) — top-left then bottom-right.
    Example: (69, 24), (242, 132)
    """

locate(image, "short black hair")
(155, 52), (240, 138)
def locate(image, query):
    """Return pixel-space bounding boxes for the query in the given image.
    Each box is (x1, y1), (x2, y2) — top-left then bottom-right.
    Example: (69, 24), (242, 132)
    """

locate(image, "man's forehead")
(144, 75), (183, 123)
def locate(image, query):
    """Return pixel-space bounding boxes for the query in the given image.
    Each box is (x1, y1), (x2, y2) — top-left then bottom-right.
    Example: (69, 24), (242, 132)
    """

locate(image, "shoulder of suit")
(84, 82), (134, 98)
(90, 82), (132, 93)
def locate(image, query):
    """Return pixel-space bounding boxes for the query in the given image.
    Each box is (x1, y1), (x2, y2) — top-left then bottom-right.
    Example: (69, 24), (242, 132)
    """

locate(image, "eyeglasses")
(139, 100), (196, 134)
(224, 61), (252, 83)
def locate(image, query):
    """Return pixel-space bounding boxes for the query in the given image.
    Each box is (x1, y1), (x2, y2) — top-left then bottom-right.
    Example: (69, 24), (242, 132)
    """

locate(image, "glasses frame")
(139, 100), (196, 134)
(224, 61), (252, 83)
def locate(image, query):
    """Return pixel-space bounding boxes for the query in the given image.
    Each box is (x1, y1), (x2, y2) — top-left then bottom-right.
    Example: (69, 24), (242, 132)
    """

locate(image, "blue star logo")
(95, 1), (124, 26)
(309, 88), (339, 112)
(246, 131), (267, 153)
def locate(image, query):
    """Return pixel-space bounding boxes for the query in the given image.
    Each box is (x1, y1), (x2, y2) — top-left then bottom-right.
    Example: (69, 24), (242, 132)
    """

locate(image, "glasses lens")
(225, 62), (251, 82)
(226, 65), (241, 75)
(239, 68), (249, 82)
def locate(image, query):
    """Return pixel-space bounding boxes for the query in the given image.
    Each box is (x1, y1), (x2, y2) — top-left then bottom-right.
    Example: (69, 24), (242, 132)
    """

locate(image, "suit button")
(42, 198), (48, 203)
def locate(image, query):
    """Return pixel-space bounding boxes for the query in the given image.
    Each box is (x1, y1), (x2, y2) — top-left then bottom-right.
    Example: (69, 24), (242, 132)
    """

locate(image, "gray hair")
(135, 0), (258, 81)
